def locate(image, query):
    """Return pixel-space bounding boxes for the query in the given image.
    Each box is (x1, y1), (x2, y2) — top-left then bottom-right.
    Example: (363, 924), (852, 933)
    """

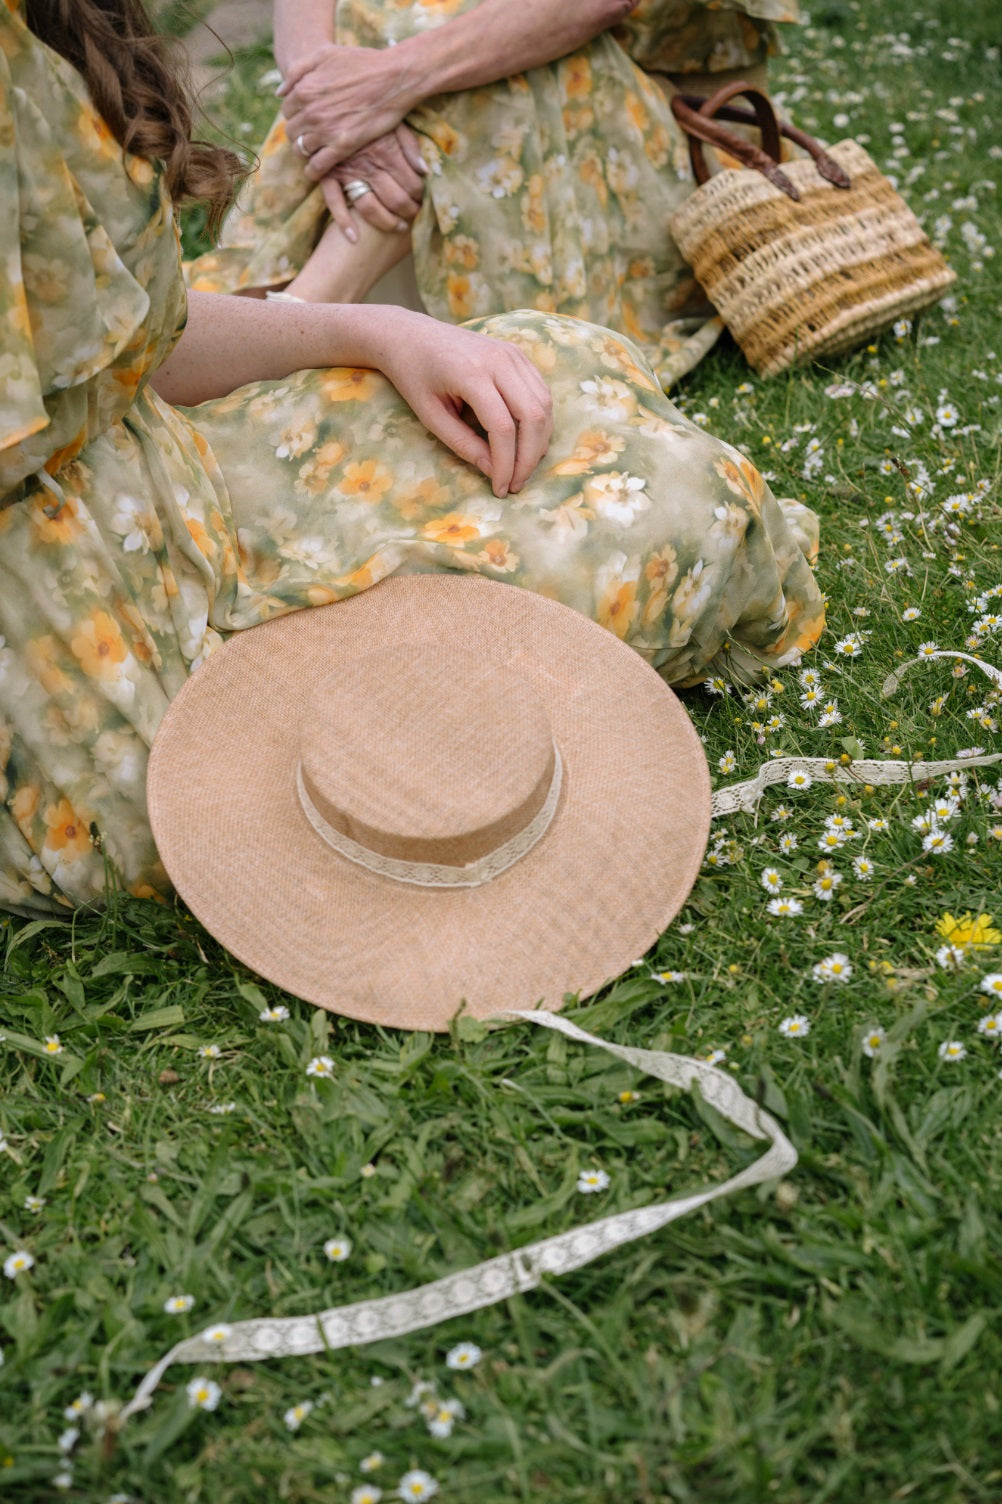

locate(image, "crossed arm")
(274, 0), (639, 234)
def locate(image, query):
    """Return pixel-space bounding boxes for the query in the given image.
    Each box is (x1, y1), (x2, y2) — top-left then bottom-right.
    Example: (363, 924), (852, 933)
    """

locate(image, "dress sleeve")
(0, 14), (151, 499)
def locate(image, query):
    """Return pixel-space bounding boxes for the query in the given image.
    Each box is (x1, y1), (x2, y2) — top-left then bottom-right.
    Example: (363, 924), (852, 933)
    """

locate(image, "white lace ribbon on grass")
(120, 650), (1001, 1422)
(712, 651), (1002, 818)
(120, 1009), (794, 1420)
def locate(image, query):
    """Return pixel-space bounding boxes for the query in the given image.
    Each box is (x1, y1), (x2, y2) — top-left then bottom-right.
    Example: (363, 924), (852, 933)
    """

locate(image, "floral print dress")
(0, 0), (823, 918)
(186, 0), (800, 391)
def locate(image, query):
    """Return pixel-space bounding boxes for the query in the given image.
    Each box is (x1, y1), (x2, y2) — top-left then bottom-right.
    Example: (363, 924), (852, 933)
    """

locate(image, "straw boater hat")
(147, 575), (711, 1031)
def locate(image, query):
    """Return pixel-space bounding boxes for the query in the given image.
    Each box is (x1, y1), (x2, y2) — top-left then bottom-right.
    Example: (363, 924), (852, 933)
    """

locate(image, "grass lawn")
(3, 0), (1002, 1499)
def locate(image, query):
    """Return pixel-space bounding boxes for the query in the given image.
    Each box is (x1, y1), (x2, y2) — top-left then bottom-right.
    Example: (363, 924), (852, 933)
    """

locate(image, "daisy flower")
(63, 1394), (93, 1419)
(718, 750), (737, 774)
(43, 1035), (64, 1056)
(976, 1014), (1002, 1038)
(937, 1040), (967, 1062)
(352, 1487), (383, 1504)
(852, 856), (875, 881)
(577, 1168), (610, 1194)
(935, 944), (967, 969)
(813, 954), (853, 984)
(916, 641), (940, 658)
(922, 830), (954, 855)
(861, 1026), (886, 1057)
(768, 897), (803, 916)
(24, 1195), (46, 1212)
(202, 1324), (233, 1344)
(700, 1048), (727, 1066)
(427, 1397), (466, 1439)
(652, 969), (686, 983)
(397, 1472), (439, 1502)
(198, 1044), (221, 1060)
(446, 1340), (483, 1370)
(779, 1015), (811, 1038)
(360, 1452), (385, 1474)
(163, 1294), (195, 1314)
(3, 1250), (35, 1278)
(186, 1377), (222, 1411)
(306, 1056), (335, 1078)
(799, 668), (822, 689)
(867, 817), (890, 832)
(980, 973), (1002, 1000)
(834, 634), (865, 658)
(284, 1400), (314, 1431)
(787, 769), (813, 790)
(902, 606), (922, 621)
(761, 868), (783, 893)
(818, 829), (849, 853)
(813, 870), (843, 901)
(779, 833), (799, 853)
(323, 1237), (353, 1262)
(259, 1005), (291, 1022)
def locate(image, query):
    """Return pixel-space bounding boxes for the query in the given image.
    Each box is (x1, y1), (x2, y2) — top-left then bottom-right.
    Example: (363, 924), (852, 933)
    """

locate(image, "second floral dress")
(186, 0), (800, 390)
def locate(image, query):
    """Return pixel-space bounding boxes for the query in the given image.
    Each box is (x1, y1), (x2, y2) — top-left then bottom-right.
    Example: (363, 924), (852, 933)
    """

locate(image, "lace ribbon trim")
(295, 746), (563, 888)
(120, 1009), (795, 1420)
(119, 650), (1001, 1422)
(711, 651), (1002, 818)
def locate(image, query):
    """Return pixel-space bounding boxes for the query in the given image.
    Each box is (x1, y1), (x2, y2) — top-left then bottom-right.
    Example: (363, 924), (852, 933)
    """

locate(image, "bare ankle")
(286, 220), (413, 304)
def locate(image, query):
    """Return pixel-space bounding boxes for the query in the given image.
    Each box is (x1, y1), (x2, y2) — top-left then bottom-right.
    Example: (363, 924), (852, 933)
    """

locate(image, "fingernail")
(416, 158), (429, 174)
(343, 225), (358, 244)
(275, 82), (287, 96)
(395, 219), (409, 232)
(477, 460), (492, 478)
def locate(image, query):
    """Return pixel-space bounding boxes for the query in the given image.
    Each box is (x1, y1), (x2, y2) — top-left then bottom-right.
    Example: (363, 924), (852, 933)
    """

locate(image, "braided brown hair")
(24, 0), (244, 236)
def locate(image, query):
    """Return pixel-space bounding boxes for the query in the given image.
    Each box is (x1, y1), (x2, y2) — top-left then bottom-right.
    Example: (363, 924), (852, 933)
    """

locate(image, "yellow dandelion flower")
(935, 912), (1001, 949)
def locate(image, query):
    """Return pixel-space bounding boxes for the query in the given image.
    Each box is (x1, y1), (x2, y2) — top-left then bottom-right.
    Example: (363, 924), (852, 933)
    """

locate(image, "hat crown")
(298, 643), (557, 869)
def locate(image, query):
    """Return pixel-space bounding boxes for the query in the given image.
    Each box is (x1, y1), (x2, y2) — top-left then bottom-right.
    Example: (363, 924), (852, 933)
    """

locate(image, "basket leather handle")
(672, 83), (797, 198)
(671, 82), (851, 200)
(698, 100), (853, 189)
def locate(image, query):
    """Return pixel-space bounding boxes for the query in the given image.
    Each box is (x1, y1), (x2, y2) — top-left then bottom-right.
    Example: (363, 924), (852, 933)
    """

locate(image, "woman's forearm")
(393, 0), (639, 105)
(149, 292), (413, 407)
(273, 0), (335, 77)
(148, 293), (555, 499)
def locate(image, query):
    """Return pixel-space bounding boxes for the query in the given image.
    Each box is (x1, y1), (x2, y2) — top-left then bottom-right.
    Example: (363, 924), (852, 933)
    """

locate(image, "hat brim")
(147, 576), (711, 1030)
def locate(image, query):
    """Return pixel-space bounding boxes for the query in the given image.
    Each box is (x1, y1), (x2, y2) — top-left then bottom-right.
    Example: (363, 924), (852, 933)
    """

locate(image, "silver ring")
(343, 178), (373, 205)
(295, 134), (309, 157)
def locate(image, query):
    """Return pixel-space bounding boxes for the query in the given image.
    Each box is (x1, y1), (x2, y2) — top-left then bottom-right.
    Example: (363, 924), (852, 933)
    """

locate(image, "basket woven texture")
(669, 139), (956, 377)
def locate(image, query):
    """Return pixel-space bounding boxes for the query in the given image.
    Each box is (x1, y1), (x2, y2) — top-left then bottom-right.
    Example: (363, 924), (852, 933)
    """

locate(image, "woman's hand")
(321, 125), (428, 238)
(375, 316), (554, 498)
(278, 44), (418, 177)
(152, 297), (551, 497)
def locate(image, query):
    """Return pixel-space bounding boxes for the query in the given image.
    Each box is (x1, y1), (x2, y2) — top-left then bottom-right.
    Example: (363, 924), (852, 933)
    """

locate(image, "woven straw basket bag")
(668, 84), (956, 377)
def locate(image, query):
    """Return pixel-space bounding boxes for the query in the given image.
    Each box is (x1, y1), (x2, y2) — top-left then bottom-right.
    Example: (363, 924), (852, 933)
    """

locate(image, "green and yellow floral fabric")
(0, 0), (822, 918)
(187, 0), (799, 390)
